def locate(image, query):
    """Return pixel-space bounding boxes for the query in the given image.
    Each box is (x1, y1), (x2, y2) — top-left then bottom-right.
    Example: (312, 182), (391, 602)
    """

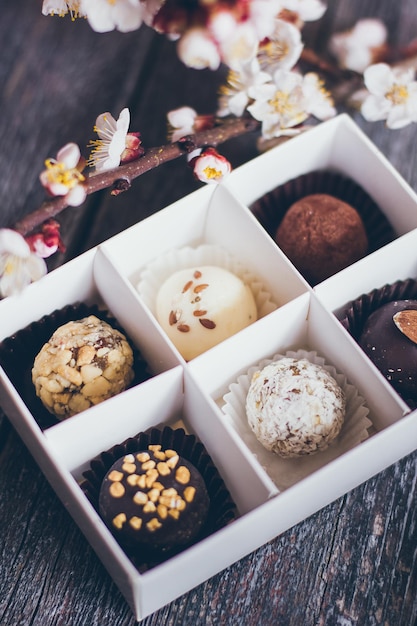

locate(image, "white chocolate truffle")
(32, 315), (134, 419)
(156, 265), (257, 360)
(246, 358), (345, 457)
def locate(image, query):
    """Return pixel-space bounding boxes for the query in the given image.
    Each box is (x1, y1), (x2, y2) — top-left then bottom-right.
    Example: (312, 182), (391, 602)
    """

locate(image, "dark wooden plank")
(0, 1), (416, 625)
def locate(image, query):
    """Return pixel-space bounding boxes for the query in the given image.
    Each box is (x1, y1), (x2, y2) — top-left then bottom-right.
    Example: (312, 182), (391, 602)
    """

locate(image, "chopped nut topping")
(194, 270), (202, 278)
(157, 504), (168, 519)
(136, 452), (150, 463)
(141, 460), (156, 471)
(146, 518), (162, 532)
(109, 482), (126, 498)
(127, 474), (140, 487)
(133, 491), (148, 505)
(129, 516), (142, 530)
(157, 462), (171, 476)
(143, 501), (157, 513)
(145, 469), (159, 488)
(122, 462), (136, 474)
(176, 465), (191, 484)
(137, 474), (147, 489)
(193, 309), (207, 317)
(148, 488), (160, 502)
(103, 444), (205, 538)
(159, 495), (178, 507)
(112, 513), (126, 529)
(184, 486), (196, 502)
(108, 470), (124, 482)
(166, 454), (179, 469)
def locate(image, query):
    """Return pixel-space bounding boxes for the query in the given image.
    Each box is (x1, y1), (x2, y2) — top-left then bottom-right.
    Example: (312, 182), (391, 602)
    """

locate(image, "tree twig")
(13, 116), (260, 236)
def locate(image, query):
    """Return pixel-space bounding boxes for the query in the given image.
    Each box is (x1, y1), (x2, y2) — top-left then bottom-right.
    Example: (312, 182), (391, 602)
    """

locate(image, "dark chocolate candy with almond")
(359, 299), (417, 402)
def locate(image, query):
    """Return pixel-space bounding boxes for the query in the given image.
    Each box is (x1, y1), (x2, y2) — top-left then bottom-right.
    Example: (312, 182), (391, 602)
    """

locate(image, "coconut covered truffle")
(275, 193), (368, 284)
(99, 444), (210, 552)
(156, 265), (257, 360)
(32, 315), (134, 419)
(246, 357), (346, 457)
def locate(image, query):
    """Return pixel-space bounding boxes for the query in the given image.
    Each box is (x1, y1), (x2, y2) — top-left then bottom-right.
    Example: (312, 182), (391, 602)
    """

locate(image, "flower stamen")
(43, 158), (85, 189)
(42, 1), (85, 20)
(386, 83), (409, 105)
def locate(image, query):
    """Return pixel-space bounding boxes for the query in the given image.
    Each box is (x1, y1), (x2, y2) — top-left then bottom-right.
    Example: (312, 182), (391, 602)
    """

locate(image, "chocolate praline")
(275, 193), (368, 284)
(99, 444), (210, 552)
(359, 299), (417, 402)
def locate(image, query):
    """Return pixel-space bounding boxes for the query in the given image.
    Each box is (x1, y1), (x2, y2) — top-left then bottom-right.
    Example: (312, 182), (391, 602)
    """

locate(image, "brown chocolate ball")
(275, 193), (368, 284)
(99, 445), (210, 553)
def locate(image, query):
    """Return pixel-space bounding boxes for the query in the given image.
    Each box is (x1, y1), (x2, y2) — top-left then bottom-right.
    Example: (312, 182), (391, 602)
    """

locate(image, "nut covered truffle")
(246, 358), (346, 457)
(359, 299), (417, 402)
(99, 445), (210, 551)
(275, 193), (368, 284)
(156, 265), (257, 360)
(32, 315), (134, 419)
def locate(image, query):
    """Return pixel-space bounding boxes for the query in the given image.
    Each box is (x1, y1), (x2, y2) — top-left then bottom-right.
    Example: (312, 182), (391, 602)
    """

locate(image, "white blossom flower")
(42, 0), (86, 18)
(329, 18), (387, 73)
(257, 19), (303, 74)
(0, 230), (47, 298)
(282, 0), (326, 22)
(40, 143), (87, 207)
(361, 63), (417, 129)
(168, 107), (197, 142)
(177, 28), (221, 70)
(167, 107), (214, 142)
(218, 58), (271, 118)
(82, 0), (143, 33)
(190, 148), (231, 184)
(88, 108), (144, 171)
(302, 72), (336, 120)
(248, 0), (284, 41)
(208, 7), (239, 45)
(247, 69), (308, 138)
(219, 22), (260, 70)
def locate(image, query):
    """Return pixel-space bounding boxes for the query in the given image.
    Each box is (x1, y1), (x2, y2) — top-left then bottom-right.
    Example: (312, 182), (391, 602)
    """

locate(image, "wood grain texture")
(0, 1), (416, 625)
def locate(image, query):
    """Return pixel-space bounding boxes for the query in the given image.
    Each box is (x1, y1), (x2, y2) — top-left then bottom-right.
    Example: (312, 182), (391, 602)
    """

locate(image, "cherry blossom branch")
(13, 43), (417, 238)
(13, 116), (260, 237)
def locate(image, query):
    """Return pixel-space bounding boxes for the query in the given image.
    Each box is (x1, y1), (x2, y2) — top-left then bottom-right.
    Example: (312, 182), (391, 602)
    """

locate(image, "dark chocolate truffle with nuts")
(99, 444), (210, 552)
(275, 193), (368, 284)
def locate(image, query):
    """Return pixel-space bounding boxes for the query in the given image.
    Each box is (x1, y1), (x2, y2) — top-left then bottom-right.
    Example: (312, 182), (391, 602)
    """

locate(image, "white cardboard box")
(1, 114), (417, 620)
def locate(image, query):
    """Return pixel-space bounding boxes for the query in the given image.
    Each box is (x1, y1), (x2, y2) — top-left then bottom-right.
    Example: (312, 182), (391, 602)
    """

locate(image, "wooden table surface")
(1, 1), (416, 624)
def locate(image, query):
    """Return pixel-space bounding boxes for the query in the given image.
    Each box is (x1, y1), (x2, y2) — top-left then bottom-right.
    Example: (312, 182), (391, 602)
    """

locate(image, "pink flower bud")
(120, 132), (145, 164)
(190, 147), (232, 184)
(26, 220), (65, 258)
